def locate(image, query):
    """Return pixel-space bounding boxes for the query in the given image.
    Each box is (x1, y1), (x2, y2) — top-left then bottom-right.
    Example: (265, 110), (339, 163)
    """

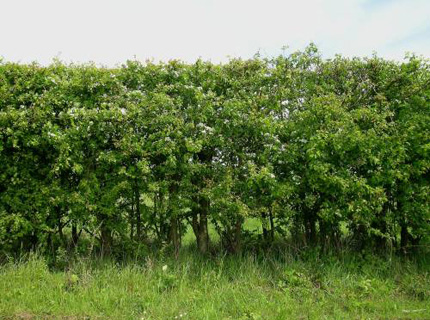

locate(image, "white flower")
(162, 265), (168, 272)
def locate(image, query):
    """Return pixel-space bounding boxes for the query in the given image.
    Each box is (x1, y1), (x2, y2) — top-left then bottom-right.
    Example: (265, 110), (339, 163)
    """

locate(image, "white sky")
(1, 0), (429, 66)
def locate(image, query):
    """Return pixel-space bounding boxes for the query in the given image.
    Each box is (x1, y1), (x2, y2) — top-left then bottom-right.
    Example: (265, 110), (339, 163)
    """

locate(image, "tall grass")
(1, 248), (429, 319)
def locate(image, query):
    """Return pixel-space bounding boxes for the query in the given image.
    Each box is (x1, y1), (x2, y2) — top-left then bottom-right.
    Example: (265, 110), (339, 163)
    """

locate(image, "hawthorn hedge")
(1, 46), (430, 257)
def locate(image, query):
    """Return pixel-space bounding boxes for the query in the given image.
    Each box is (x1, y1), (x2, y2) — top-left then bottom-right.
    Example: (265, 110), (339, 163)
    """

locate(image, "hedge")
(1, 45), (429, 257)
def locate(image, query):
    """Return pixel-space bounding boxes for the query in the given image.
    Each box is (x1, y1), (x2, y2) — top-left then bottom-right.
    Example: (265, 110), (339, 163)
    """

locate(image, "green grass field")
(1, 249), (430, 320)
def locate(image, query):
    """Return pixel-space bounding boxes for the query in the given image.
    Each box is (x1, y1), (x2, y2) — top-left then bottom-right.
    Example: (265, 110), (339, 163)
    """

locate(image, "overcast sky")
(1, 0), (429, 66)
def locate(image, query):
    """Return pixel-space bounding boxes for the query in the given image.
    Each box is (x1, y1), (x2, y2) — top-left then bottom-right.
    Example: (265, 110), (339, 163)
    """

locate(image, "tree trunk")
(47, 233), (53, 255)
(269, 207), (275, 242)
(305, 211), (317, 245)
(191, 196), (210, 254)
(134, 181), (142, 240)
(198, 217), (209, 254)
(354, 223), (367, 251)
(170, 217), (180, 259)
(223, 219), (242, 254)
(56, 207), (66, 248)
(100, 221), (113, 257)
(30, 231), (38, 251)
(400, 223), (408, 255)
(71, 222), (79, 250)
(261, 210), (269, 241)
(130, 201), (134, 240)
(58, 219), (66, 248)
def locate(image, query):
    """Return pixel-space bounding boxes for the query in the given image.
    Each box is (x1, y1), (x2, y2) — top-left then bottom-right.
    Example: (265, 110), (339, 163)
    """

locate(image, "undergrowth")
(1, 247), (429, 320)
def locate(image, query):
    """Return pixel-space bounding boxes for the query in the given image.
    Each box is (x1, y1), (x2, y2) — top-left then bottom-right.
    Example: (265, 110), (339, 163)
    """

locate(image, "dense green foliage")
(1, 46), (430, 258)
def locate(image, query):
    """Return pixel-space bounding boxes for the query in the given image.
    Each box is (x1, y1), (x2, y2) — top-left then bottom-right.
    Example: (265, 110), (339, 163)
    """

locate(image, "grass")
(1, 248), (430, 320)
